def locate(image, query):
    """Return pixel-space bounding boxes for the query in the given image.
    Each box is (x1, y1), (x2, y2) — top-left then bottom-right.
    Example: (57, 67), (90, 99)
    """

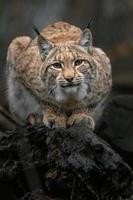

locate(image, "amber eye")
(53, 63), (62, 69)
(74, 59), (84, 66)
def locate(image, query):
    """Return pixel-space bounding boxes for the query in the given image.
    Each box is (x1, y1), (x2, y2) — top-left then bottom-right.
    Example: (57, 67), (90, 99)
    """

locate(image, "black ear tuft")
(33, 25), (40, 35)
(86, 17), (93, 29)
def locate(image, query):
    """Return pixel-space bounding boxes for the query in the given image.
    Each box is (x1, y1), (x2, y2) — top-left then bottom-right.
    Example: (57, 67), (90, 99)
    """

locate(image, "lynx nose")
(65, 77), (74, 82)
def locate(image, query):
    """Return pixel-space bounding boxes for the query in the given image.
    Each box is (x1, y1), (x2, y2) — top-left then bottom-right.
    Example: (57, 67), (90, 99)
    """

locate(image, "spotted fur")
(6, 22), (112, 129)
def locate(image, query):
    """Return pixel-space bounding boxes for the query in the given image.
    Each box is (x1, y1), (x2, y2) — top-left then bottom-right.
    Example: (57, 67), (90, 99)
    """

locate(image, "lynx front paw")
(43, 113), (67, 129)
(27, 113), (43, 125)
(67, 113), (95, 130)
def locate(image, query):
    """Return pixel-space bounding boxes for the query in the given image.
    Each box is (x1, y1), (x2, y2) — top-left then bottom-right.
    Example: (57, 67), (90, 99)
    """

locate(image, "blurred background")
(0, 0), (133, 129)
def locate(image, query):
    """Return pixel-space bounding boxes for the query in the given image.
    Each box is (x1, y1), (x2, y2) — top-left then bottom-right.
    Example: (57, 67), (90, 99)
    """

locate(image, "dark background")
(1, 0), (133, 107)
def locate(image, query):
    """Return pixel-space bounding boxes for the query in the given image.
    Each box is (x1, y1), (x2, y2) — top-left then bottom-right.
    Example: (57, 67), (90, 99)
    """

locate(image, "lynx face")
(41, 44), (96, 102)
(38, 28), (94, 102)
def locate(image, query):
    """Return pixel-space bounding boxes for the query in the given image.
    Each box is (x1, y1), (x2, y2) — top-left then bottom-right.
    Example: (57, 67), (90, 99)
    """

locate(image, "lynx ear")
(79, 28), (93, 52)
(33, 26), (52, 60)
(37, 35), (52, 60)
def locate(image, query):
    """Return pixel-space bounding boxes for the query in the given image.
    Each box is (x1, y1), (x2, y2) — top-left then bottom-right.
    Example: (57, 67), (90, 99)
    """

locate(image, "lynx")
(6, 22), (112, 129)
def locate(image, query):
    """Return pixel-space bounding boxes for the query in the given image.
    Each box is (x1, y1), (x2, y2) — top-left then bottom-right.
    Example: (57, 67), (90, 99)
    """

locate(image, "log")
(0, 120), (133, 200)
(98, 95), (133, 167)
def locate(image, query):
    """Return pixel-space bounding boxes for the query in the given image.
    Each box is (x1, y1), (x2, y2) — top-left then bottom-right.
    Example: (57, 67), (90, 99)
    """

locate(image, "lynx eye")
(53, 63), (62, 69)
(74, 59), (84, 66)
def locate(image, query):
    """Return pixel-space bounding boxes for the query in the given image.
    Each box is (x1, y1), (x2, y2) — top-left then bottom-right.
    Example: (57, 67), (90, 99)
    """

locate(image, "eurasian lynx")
(6, 22), (112, 129)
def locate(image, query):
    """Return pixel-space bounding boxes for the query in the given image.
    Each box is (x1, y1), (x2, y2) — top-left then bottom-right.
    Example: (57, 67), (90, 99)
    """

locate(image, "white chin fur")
(55, 83), (88, 102)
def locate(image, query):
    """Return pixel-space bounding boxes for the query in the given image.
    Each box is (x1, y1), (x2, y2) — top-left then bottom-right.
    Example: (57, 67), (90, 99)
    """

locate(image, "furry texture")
(6, 22), (112, 129)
